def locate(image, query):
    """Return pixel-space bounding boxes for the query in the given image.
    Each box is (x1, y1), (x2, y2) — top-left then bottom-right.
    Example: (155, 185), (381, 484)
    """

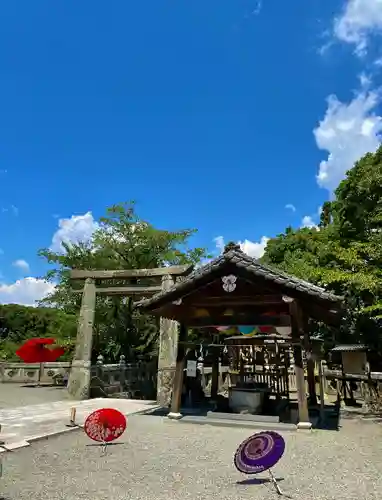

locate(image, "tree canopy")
(3, 146), (382, 363)
(262, 145), (382, 351)
(0, 304), (76, 361)
(36, 202), (210, 362)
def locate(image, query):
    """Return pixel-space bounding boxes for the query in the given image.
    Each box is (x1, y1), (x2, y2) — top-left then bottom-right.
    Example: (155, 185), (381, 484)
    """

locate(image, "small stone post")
(96, 354), (104, 379)
(119, 354), (126, 393)
(67, 278), (96, 400)
(157, 274), (179, 407)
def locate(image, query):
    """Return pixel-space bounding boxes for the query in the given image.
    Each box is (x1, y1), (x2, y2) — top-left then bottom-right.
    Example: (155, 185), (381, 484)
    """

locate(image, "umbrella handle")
(38, 363), (43, 385)
(268, 469), (283, 496)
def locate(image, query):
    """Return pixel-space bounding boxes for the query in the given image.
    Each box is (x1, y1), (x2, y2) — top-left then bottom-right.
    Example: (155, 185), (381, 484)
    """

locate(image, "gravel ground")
(1, 415), (382, 500)
(0, 385), (69, 409)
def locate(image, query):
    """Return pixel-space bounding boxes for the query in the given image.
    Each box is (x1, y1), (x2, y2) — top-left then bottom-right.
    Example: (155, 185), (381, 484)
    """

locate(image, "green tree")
(0, 304), (77, 361)
(38, 202), (210, 362)
(262, 146), (382, 352)
(332, 148), (382, 242)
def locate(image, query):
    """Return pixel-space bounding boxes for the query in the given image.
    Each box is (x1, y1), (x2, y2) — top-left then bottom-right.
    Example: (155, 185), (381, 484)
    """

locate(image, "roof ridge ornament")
(223, 242), (242, 254)
(282, 296), (294, 303)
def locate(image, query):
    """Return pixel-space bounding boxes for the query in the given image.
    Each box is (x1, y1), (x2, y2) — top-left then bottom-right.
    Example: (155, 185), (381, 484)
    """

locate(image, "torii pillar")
(156, 274), (180, 407)
(67, 278), (96, 400)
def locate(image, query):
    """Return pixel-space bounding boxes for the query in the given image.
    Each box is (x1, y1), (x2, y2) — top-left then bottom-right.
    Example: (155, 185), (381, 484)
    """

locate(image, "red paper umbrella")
(16, 338), (65, 363)
(84, 408), (127, 443)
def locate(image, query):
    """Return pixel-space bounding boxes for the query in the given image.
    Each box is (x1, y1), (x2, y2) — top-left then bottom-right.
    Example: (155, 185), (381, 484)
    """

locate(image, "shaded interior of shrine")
(138, 243), (344, 428)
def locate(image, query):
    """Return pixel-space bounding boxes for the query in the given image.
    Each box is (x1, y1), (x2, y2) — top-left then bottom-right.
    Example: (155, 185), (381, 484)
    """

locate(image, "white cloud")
(239, 237), (269, 258)
(359, 72), (372, 89)
(214, 235), (269, 259)
(334, 0), (382, 55)
(0, 278), (55, 306)
(251, 0), (262, 15)
(301, 216), (318, 229)
(285, 204), (296, 212)
(314, 88), (382, 192)
(1, 205), (18, 216)
(12, 259), (30, 272)
(214, 236), (225, 254)
(0, 213), (98, 306)
(51, 211), (98, 252)
(300, 206), (322, 230)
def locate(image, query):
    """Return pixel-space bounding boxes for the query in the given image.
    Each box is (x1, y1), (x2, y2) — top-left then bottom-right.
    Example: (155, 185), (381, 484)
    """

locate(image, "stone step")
(0, 433), (18, 444)
(0, 398), (160, 447)
(0, 440), (30, 452)
(207, 411), (280, 423)
(167, 415), (297, 431)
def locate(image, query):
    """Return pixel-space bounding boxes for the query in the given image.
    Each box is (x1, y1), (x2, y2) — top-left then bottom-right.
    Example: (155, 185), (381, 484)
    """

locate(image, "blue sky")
(1, 0), (382, 305)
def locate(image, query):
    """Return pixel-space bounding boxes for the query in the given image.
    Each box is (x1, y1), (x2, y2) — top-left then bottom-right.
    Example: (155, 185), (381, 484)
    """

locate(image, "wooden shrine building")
(138, 242), (344, 429)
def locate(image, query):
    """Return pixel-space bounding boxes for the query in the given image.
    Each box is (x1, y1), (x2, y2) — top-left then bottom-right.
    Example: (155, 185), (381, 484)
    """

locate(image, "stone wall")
(0, 360), (158, 401)
(0, 361), (147, 385)
(0, 362), (71, 384)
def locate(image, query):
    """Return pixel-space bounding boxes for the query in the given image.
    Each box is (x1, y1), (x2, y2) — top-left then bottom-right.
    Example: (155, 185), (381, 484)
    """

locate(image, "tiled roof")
(137, 242), (344, 310)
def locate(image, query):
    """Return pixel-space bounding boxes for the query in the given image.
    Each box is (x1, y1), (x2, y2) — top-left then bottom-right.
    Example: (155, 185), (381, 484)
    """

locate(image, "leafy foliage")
(38, 202), (210, 362)
(262, 145), (382, 352)
(0, 304), (77, 361)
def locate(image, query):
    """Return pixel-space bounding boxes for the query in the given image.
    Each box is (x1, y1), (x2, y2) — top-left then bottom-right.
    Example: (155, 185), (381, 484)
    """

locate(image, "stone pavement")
(0, 398), (159, 450)
(2, 415), (382, 500)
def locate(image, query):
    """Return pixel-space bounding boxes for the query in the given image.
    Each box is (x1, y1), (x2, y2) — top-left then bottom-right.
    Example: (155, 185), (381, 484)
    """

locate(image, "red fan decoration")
(84, 408), (127, 443)
(16, 338), (65, 363)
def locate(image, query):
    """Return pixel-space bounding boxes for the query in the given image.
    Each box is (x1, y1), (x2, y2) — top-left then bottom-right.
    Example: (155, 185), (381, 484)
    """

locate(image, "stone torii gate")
(66, 265), (193, 403)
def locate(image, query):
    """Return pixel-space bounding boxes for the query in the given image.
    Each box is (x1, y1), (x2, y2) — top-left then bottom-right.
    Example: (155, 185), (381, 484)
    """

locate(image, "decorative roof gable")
(137, 242), (343, 310)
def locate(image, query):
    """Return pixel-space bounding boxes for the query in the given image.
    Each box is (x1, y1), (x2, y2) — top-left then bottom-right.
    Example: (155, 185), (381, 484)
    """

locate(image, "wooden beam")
(70, 265), (193, 280)
(305, 302), (343, 325)
(180, 314), (291, 328)
(191, 295), (283, 304)
(189, 299), (285, 307)
(72, 285), (162, 296)
(96, 286), (162, 295)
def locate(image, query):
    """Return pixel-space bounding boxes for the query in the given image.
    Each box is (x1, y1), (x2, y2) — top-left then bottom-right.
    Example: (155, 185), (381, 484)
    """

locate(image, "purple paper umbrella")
(234, 431), (285, 474)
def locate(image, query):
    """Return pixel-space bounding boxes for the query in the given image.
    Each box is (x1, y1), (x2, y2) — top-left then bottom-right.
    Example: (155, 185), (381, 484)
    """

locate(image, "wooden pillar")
(288, 299), (312, 430)
(67, 278), (96, 400)
(168, 324), (187, 419)
(157, 274), (179, 407)
(210, 347), (220, 403)
(318, 359), (325, 423)
(302, 317), (318, 406)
